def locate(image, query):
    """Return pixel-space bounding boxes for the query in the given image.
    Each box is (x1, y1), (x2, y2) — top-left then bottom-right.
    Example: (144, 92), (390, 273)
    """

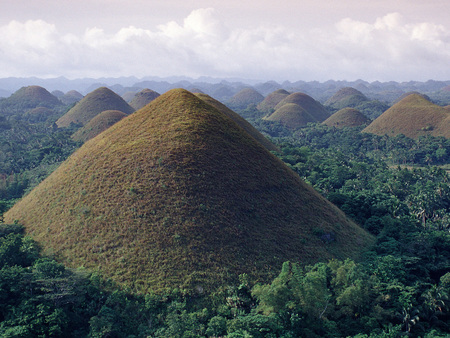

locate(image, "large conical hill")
(5, 89), (374, 293)
(71, 110), (127, 142)
(323, 108), (371, 128)
(61, 90), (84, 106)
(274, 92), (330, 122)
(194, 92), (279, 152)
(129, 88), (160, 110)
(363, 93), (450, 139)
(56, 87), (135, 127)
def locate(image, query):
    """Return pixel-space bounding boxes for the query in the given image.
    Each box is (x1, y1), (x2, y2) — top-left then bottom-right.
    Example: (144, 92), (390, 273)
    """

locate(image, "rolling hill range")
(363, 93), (450, 139)
(5, 89), (374, 294)
(128, 88), (160, 110)
(264, 92), (330, 128)
(56, 87), (135, 128)
(323, 108), (371, 128)
(71, 110), (127, 142)
(325, 87), (369, 109)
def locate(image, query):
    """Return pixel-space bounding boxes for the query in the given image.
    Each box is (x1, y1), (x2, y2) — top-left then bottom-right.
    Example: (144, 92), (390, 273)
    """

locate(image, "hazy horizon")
(0, 0), (449, 82)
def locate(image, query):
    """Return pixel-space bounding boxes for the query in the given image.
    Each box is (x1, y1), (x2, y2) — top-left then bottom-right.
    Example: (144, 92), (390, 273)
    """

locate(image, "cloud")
(0, 10), (449, 81)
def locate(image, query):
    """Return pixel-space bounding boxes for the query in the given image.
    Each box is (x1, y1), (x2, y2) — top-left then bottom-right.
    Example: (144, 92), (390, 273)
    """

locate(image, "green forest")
(0, 89), (449, 337)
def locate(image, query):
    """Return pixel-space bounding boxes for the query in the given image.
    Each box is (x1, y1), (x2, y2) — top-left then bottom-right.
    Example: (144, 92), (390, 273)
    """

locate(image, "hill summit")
(363, 93), (450, 139)
(323, 108), (371, 128)
(5, 89), (374, 293)
(56, 87), (135, 127)
(129, 88), (160, 110)
(0, 86), (62, 115)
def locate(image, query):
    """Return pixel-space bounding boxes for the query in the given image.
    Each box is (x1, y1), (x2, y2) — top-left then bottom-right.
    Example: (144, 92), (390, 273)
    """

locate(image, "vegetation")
(128, 88), (160, 110)
(1, 85), (450, 336)
(71, 110), (127, 143)
(226, 88), (265, 110)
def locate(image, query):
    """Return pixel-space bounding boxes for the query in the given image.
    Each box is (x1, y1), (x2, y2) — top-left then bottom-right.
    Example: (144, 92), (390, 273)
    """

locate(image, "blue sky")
(0, 0), (449, 81)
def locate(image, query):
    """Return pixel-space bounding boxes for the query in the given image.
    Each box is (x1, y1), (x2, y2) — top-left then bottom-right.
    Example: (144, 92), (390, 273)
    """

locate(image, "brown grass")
(6, 89), (374, 294)
(274, 92), (330, 122)
(71, 110), (127, 142)
(257, 89), (290, 113)
(264, 103), (316, 129)
(323, 108), (371, 128)
(129, 88), (160, 110)
(363, 93), (450, 139)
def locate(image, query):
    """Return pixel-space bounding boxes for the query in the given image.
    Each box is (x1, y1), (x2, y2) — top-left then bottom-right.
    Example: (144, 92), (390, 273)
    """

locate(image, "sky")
(0, 0), (449, 82)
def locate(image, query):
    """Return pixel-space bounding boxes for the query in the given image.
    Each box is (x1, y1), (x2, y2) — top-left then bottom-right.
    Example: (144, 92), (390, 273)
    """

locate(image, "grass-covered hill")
(194, 93), (279, 152)
(264, 103), (317, 129)
(256, 89), (290, 114)
(71, 110), (127, 143)
(61, 90), (84, 106)
(56, 87), (134, 128)
(274, 92), (330, 121)
(0, 85), (63, 116)
(5, 89), (374, 294)
(363, 93), (450, 139)
(264, 92), (330, 129)
(226, 87), (264, 110)
(325, 87), (369, 110)
(322, 107), (371, 128)
(128, 88), (160, 110)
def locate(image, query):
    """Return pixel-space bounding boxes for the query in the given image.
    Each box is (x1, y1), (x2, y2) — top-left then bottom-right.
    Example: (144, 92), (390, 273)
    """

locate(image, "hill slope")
(71, 110), (127, 142)
(5, 89), (374, 293)
(323, 108), (371, 128)
(325, 87), (369, 109)
(56, 87), (135, 127)
(194, 93), (279, 152)
(363, 93), (450, 138)
(226, 88), (264, 109)
(0, 86), (62, 116)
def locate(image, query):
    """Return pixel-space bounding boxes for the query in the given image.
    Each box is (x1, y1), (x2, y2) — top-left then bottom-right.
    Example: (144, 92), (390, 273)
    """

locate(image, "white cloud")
(0, 10), (449, 81)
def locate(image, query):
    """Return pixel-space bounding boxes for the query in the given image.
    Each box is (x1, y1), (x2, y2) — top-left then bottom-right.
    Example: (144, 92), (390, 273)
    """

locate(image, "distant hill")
(325, 87), (369, 109)
(61, 90), (84, 106)
(264, 92), (330, 128)
(194, 93), (279, 152)
(56, 87), (134, 128)
(363, 93), (450, 139)
(323, 108), (371, 128)
(0, 86), (62, 116)
(71, 110), (127, 142)
(129, 88), (160, 110)
(257, 89), (290, 114)
(226, 88), (264, 110)
(5, 89), (374, 294)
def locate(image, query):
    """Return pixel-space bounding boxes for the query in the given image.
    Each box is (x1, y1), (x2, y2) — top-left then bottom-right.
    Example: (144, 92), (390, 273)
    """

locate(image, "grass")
(273, 92), (330, 122)
(264, 103), (317, 129)
(257, 89), (290, 114)
(226, 88), (264, 109)
(129, 88), (160, 110)
(56, 87), (135, 128)
(322, 108), (371, 128)
(5, 89), (375, 294)
(363, 93), (450, 139)
(71, 110), (127, 142)
(325, 87), (368, 109)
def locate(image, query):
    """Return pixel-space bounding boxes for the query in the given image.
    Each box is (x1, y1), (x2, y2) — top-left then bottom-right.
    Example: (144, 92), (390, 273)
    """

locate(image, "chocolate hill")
(257, 89), (290, 114)
(5, 89), (374, 293)
(226, 88), (264, 109)
(194, 93), (279, 152)
(56, 87), (134, 127)
(325, 87), (369, 110)
(129, 88), (160, 110)
(323, 108), (371, 128)
(61, 90), (84, 106)
(0, 86), (62, 115)
(264, 93), (330, 128)
(71, 110), (127, 143)
(363, 93), (450, 139)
